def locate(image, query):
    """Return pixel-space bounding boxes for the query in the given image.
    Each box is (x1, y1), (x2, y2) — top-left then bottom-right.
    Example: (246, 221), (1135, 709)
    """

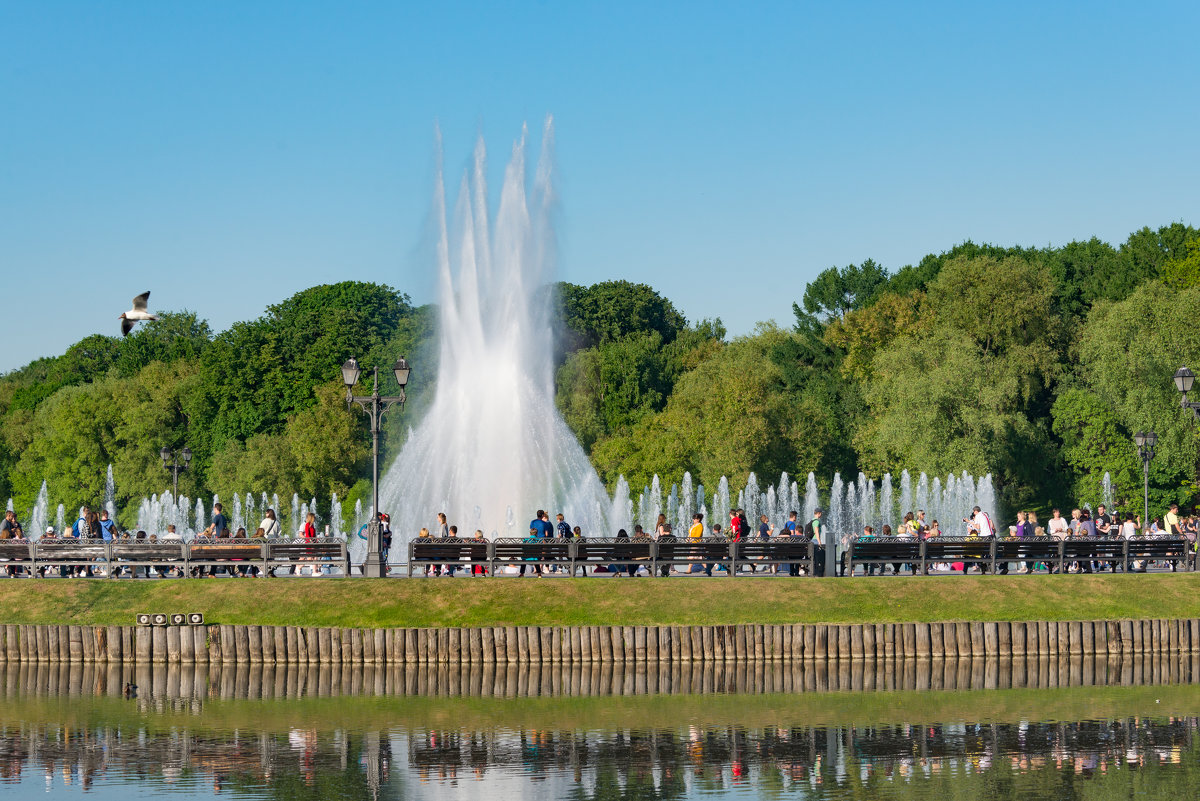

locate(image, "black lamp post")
(160, 446), (192, 497)
(1133, 431), (1157, 529)
(342, 356), (411, 578)
(1175, 367), (1200, 420)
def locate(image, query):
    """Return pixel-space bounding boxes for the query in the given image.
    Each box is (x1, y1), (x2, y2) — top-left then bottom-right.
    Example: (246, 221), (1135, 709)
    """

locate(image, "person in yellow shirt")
(688, 513), (704, 539)
(1164, 503), (1181, 536)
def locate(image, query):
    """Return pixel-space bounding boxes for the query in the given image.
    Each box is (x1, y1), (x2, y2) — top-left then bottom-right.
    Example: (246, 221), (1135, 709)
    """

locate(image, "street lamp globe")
(341, 357), (361, 390)
(392, 356), (411, 388)
(1146, 431), (1158, 449)
(182, 447), (192, 466)
(1175, 367), (1195, 395)
(160, 446), (171, 466)
(1133, 431), (1147, 449)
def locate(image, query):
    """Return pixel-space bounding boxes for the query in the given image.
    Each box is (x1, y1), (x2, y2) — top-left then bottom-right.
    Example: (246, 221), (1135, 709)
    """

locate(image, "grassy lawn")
(1, 572), (1198, 628)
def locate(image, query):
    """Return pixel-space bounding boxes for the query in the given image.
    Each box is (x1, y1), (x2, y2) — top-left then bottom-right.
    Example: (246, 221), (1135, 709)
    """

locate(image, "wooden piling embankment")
(0, 619), (1198, 665)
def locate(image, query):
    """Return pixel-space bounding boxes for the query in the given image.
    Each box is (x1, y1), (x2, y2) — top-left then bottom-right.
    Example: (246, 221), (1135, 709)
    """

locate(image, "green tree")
(114, 310), (212, 376)
(859, 255), (1063, 510)
(1161, 238), (1200, 290)
(1063, 280), (1200, 512)
(557, 280), (686, 352)
(591, 326), (833, 490)
(792, 258), (888, 330)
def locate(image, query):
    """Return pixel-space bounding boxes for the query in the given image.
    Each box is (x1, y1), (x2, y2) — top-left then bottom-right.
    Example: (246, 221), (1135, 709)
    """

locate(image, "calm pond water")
(3, 657), (1200, 800)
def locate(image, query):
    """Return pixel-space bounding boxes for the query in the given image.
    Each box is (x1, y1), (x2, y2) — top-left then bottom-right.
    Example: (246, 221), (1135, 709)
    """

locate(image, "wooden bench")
(1126, 536), (1190, 571)
(923, 537), (994, 572)
(572, 537), (653, 575)
(407, 538), (490, 576)
(655, 537), (733, 574)
(1059, 536), (1127, 572)
(109, 541), (188, 574)
(32, 539), (110, 574)
(265, 539), (349, 575)
(848, 537), (921, 575)
(187, 539), (265, 573)
(994, 536), (1061, 572)
(491, 538), (572, 574)
(734, 537), (814, 575)
(0, 540), (34, 574)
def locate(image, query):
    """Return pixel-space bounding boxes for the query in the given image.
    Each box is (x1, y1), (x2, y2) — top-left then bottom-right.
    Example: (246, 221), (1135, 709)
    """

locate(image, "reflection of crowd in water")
(407, 718), (1200, 797)
(1, 716), (1198, 798)
(0, 720), (390, 796)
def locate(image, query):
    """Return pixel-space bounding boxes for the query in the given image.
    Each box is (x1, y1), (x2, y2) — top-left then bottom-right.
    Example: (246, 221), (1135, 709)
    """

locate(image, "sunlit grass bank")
(2, 572), (1199, 628)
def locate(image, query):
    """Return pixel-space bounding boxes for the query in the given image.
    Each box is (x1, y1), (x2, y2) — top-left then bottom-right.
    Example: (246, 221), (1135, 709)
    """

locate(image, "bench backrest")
(33, 540), (108, 558)
(849, 537), (920, 559)
(188, 543), (263, 560)
(110, 543), (187, 560)
(994, 537), (1060, 558)
(0, 541), (33, 560)
(923, 537), (993, 560)
(492, 538), (571, 559)
(656, 537), (731, 560)
(1127, 536), (1188, 557)
(410, 538), (489, 560)
(738, 538), (813, 559)
(574, 538), (652, 561)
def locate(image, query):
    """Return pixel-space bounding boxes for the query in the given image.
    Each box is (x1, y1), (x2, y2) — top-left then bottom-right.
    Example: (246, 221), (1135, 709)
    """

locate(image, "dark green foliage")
(557, 280), (686, 352)
(114, 311), (212, 377)
(792, 258), (888, 331)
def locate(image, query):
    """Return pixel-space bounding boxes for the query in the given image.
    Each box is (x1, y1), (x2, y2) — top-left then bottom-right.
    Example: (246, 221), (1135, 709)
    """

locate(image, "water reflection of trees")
(1, 716), (1199, 799)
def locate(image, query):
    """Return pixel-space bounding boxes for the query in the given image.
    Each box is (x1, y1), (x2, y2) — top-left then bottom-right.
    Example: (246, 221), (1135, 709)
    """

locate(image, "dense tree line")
(2, 222), (1198, 527)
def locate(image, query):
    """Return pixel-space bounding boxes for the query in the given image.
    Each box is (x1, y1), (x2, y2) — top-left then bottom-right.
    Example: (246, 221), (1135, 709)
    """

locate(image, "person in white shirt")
(971, 507), (995, 537)
(258, 509), (281, 538)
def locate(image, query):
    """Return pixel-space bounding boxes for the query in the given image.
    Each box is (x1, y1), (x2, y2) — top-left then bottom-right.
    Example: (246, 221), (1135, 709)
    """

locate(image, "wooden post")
(480, 627), (494, 664)
(983, 622), (998, 657)
(235, 626), (251, 664)
(193, 626), (209, 663)
(135, 627), (153, 664)
(166, 626), (181, 664)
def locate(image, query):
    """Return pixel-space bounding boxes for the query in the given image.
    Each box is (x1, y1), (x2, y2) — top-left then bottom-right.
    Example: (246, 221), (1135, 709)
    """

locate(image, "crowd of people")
(412, 500), (1196, 578)
(0, 501), (344, 578)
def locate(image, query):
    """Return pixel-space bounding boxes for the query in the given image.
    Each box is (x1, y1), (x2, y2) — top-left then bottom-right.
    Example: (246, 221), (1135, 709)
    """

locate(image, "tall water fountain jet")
(30, 481), (48, 541)
(802, 473), (819, 529)
(378, 121), (615, 547)
(104, 465), (117, 522)
(879, 474), (894, 531)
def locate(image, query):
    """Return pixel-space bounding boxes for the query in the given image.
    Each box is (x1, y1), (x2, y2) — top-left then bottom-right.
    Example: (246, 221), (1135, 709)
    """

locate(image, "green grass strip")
(2, 572), (1199, 628)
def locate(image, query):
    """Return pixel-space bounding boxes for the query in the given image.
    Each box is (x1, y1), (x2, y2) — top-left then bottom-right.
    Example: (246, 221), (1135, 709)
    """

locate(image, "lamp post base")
(362, 553), (388, 578)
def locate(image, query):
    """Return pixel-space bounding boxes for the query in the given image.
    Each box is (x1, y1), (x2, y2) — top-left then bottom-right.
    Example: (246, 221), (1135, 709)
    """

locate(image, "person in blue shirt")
(522, 510), (553, 577)
(98, 509), (116, 541)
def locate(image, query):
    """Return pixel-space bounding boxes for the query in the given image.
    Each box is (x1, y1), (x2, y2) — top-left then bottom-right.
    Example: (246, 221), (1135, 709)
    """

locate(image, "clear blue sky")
(2, 1), (1197, 372)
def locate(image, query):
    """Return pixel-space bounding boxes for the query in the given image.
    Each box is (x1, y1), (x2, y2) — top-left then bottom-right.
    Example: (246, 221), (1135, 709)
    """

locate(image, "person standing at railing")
(807, 508), (825, 577)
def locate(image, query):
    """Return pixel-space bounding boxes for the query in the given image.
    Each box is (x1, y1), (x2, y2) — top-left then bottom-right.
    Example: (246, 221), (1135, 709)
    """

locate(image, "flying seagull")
(119, 291), (158, 336)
